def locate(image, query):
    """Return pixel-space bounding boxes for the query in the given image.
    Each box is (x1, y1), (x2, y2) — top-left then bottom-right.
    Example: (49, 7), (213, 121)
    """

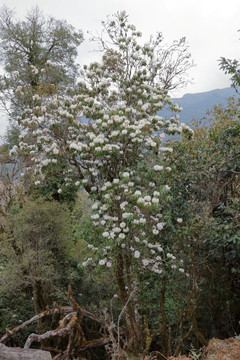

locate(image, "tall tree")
(13, 11), (193, 355)
(0, 5), (83, 119)
(0, 6), (83, 204)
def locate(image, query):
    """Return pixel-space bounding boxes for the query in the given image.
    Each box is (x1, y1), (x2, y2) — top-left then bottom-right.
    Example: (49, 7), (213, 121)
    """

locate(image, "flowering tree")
(12, 11), (193, 353)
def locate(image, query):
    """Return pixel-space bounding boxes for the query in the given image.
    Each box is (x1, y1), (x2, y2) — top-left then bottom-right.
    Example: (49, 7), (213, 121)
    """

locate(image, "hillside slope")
(163, 87), (238, 126)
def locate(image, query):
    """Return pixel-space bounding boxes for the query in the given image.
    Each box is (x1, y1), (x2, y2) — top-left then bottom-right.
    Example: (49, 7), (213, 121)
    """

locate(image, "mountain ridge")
(171, 87), (238, 126)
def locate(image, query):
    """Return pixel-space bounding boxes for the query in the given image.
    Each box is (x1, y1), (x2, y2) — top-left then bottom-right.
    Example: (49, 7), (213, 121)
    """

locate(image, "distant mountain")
(161, 87), (238, 127)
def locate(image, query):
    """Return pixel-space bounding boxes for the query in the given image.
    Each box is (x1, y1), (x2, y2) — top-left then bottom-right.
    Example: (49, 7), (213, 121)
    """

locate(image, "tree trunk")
(32, 280), (51, 336)
(33, 280), (47, 315)
(192, 312), (208, 346)
(115, 253), (142, 353)
(160, 276), (168, 357)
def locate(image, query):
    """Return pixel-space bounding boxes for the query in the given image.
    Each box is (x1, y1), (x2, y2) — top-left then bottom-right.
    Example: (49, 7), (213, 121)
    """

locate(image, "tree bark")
(115, 253), (142, 353)
(160, 276), (168, 357)
(192, 312), (208, 346)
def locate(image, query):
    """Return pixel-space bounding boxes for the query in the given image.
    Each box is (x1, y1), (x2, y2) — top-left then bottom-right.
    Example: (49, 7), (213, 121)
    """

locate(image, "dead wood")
(52, 337), (111, 360)
(0, 286), (112, 359)
(0, 305), (73, 344)
(24, 312), (78, 349)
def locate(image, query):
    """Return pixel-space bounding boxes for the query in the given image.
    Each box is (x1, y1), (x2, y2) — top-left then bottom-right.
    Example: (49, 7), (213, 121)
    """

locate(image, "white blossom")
(153, 165), (163, 171)
(157, 222), (165, 230)
(142, 259), (150, 266)
(99, 259), (106, 265)
(134, 250), (140, 258)
(102, 232), (109, 238)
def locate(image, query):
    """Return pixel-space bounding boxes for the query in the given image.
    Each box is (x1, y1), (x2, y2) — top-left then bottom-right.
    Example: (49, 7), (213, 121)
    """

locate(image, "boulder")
(0, 343), (52, 360)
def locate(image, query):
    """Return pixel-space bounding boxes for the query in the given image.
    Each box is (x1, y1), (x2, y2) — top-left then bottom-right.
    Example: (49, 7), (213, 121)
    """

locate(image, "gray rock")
(0, 343), (52, 360)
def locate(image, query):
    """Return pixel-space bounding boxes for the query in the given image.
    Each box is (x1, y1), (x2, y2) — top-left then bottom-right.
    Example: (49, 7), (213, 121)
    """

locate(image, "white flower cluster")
(30, 65), (39, 75)
(12, 12), (191, 276)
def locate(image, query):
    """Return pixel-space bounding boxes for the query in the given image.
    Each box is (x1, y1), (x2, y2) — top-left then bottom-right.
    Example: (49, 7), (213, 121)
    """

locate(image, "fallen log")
(0, 343), (52, 360)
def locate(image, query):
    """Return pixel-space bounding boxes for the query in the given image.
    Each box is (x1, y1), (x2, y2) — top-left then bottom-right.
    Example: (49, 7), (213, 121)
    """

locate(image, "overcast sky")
(0, 0), (239, 137)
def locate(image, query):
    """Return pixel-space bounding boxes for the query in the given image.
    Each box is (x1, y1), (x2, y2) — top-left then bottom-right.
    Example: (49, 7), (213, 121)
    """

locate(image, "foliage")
(0, 5), (83, 115)
(0, 143), (29, 221)
(0, 199), (80, 316)
(31, 155), (81, 205)
(219, 30), (240, 91)
(165, 96), (240, 349)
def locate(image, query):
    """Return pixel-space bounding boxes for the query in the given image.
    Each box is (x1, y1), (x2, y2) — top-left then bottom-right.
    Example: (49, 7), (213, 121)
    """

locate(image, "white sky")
(0, 0), (239, 137)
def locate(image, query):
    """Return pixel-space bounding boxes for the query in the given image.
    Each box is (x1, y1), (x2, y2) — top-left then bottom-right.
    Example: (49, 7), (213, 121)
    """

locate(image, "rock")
(204, 337), (240, 360)
(0, 343), (52, 360)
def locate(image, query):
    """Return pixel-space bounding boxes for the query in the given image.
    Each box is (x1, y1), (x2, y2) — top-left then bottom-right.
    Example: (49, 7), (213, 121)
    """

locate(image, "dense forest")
(0, 7), (239, 360)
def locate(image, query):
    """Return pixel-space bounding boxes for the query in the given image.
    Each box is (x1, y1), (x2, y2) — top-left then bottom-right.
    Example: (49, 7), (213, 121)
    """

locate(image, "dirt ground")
(167, 337), (240, 360)
(203, 337), (240, 360)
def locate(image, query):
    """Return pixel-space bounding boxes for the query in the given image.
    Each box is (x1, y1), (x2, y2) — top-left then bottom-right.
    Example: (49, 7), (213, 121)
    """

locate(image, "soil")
(204, 337), (240, 360)
(167, 337), (240, 360)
